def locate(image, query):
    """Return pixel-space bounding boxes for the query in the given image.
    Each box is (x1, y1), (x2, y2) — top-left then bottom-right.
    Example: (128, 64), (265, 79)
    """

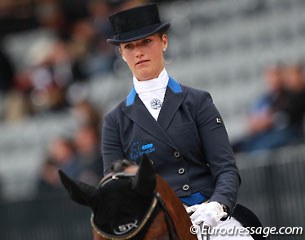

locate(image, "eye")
(124, 44), (133, 50)
(143, 39), (152, 44)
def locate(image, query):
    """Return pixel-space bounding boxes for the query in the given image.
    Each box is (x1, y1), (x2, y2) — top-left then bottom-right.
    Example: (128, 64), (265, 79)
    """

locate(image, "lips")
(136, 60), (149, 65)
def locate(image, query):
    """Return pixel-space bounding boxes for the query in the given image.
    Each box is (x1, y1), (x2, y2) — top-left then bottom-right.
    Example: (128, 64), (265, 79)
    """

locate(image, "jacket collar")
(126, 77), (182, 107)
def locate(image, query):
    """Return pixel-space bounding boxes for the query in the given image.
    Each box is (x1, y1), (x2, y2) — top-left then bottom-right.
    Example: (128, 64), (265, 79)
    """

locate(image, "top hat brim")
(107, 22), (170, 45)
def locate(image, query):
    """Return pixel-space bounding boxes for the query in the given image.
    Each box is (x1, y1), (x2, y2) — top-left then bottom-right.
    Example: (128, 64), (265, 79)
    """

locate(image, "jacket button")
(173, 151), (181, 158)
(178, 168), (185, 175)
(182, 184), (189, 191)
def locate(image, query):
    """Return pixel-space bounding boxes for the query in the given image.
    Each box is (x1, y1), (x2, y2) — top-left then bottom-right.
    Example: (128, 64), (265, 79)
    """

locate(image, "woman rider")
(102, 3), (254, 239)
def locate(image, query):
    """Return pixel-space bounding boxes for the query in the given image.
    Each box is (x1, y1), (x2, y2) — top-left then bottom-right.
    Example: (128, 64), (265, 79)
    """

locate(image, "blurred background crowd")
(0, 0), (149, 122)
(0, 0), (305, 239)
(232, 62), (305, 153)
(0, 0), (167, 201)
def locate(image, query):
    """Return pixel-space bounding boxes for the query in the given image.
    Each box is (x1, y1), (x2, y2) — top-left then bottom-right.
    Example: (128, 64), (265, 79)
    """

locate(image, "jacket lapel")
(157, 81), (187, 131)
(122, 77), (186, 150)
(122, 94), (178, 149)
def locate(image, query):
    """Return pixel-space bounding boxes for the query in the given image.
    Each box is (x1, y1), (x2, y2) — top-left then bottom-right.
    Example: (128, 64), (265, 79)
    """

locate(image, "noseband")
(91, 173), (178, 240)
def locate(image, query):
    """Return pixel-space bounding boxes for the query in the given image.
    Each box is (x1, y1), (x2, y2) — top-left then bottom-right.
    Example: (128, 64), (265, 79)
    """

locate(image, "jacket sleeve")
(196, 92), (240, 214)
(102, 112), (125, 175)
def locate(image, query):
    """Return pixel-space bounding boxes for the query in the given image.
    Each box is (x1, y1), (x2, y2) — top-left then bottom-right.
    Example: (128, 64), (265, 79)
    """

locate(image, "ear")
(162, 34), (168, 52)
(132, 154), (156, 197)
(58, 170), (97, 207)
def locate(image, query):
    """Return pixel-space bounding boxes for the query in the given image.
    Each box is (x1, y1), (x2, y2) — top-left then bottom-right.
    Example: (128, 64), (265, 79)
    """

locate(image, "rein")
(155, 192), (179, 240)
(91, 173), (179, 240)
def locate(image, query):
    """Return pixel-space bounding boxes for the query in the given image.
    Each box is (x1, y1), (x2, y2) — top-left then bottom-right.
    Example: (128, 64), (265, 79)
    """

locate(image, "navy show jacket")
(102, 77), (240, 213)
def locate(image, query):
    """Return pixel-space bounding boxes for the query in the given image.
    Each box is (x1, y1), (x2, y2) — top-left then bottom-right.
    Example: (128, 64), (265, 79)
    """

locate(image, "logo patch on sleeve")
(216, 117), (222, 124)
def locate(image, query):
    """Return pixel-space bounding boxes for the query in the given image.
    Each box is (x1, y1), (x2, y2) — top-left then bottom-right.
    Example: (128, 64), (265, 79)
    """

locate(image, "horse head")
(59, 155), (196, 240)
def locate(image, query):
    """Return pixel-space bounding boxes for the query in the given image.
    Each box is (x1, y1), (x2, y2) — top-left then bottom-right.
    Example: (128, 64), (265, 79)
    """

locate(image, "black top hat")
(107, 3), (170, 45)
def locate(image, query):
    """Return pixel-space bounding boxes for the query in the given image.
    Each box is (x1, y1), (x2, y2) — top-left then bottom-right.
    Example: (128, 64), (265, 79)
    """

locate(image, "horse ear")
(58, 170), (97, 207)
(132, 154), (156, 197)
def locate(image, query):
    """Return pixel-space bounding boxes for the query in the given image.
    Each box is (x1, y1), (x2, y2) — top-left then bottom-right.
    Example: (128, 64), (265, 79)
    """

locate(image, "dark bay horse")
(59, 156), (197, 240)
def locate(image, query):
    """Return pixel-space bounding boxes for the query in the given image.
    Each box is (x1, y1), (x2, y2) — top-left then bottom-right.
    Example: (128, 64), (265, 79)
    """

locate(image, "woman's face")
(119, 33), (168, 81)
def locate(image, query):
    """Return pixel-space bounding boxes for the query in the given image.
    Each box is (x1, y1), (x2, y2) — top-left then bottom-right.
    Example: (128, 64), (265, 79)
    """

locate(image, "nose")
(135, 45), (144, 58)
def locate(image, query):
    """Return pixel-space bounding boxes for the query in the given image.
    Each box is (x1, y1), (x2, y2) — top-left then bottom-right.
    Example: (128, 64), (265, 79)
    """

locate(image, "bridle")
(90, 173), (179, 240)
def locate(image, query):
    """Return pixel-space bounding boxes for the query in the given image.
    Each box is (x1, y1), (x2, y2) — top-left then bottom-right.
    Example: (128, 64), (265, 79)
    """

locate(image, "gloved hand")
(186, 201), (227, 228)
(186, 204), (201, 215)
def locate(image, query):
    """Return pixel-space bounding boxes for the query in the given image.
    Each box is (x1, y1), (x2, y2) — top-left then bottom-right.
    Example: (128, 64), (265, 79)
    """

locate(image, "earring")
(163, 48), (167, 52)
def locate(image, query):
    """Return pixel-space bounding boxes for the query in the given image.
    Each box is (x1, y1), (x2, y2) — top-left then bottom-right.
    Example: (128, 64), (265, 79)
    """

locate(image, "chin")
(137, 72), (155, 81)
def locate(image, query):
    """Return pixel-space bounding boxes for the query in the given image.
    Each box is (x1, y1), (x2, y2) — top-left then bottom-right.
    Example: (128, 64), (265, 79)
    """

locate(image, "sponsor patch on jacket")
(130, 141), (156, 160)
